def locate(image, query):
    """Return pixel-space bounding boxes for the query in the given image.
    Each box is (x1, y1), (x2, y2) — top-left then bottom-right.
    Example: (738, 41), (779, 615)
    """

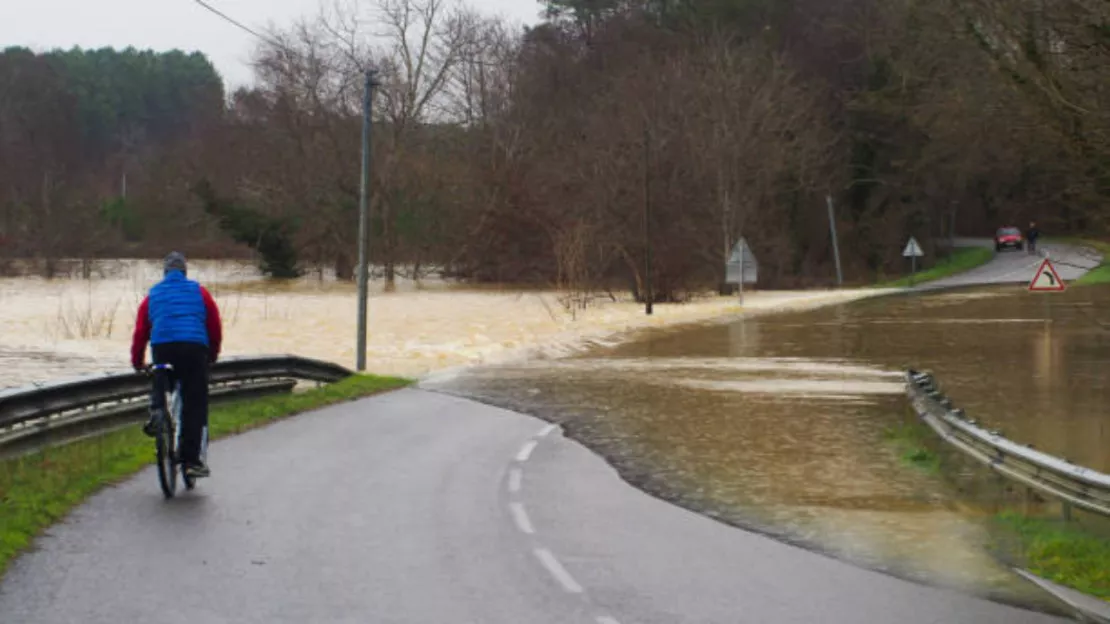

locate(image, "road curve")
(917, 239), (1102, 291)
(0, 389), (1069, 623)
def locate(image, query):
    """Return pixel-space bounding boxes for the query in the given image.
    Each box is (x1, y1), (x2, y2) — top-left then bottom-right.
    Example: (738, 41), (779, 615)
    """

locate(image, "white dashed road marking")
(509, 429), (608, 619)
(515, 440), (538, 462)
(509, 503), (535, 534)
(534, 548), (584, 594)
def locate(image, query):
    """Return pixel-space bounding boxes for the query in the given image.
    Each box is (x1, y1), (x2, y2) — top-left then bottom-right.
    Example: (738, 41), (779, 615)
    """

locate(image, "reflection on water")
(425, 285), (1110, 609)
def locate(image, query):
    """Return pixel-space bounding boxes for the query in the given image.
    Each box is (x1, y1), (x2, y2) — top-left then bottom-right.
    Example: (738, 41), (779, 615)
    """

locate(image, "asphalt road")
(0, 389), (1070, 624)
(917, 239), (1102, 291)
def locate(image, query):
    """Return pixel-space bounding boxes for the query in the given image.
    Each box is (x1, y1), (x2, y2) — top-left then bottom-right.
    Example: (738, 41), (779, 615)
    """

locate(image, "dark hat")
(163, 251), (187, 275)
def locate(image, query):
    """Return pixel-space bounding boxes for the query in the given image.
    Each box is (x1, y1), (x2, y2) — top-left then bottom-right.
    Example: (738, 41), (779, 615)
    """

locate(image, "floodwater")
(423, 285), (1110, 609)
(0, 259), (878, 388)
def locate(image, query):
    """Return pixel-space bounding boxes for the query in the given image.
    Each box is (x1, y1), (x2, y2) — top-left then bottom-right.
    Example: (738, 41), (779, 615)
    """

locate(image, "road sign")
(902, 236), (925, 285)
(902, 237), (924, 258)
(725, 238), (758, 285)
(1029, 258), (1066, 292)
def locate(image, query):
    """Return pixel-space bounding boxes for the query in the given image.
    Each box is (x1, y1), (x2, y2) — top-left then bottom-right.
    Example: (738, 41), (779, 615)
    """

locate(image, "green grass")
(1080, 266), (1110, 285)
(874, 246), (994, 289)
(995, 510), (1110, 601)
(883, 417), (941, 474)
(0, 373), (411, 577)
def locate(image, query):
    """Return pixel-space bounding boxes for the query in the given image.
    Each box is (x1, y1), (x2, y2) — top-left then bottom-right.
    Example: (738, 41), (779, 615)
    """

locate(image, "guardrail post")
(1062, 501), (1073, 522)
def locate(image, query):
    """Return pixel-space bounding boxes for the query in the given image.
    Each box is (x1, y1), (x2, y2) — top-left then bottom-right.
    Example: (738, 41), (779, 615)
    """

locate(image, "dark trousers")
(150, 342), (210, 464)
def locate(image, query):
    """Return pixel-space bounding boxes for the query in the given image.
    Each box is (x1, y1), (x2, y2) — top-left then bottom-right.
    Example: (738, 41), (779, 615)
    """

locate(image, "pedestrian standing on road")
(130, 252), (223, 478)
(1026, 221), (1040, 254)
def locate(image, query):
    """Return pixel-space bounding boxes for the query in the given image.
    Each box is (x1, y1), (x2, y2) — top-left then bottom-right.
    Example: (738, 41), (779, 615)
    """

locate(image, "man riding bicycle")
(130, 252), (222, 478)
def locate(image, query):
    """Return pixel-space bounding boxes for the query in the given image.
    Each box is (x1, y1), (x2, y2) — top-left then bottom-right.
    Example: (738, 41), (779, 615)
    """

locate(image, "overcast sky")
(1, 0), (543, 89)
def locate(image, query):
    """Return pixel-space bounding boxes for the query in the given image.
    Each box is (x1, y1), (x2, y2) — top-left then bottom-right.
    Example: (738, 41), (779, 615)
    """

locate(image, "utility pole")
(189, 0), (380, 369)
(950, 201), (958, 255)
(643, 124), (654, 316)
(356, 69), (380, 371)
(737, 241), (745, 305)
(826, 194), (844, 286)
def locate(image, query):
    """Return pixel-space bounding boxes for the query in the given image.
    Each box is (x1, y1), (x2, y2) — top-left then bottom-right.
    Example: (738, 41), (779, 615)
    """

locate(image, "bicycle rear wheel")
(155, 409), (177, 499)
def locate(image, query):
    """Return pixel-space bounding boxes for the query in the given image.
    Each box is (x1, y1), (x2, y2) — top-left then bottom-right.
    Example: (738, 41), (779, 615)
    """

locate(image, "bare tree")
(303, 0), (482, 287)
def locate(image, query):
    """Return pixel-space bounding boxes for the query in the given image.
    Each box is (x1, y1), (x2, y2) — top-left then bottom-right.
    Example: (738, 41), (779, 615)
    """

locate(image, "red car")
(995, 226), (1024, 252)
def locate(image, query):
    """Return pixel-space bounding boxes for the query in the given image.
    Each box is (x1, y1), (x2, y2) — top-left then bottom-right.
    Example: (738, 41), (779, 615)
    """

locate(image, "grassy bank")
(883, 415), (941, 474)
(874, 246), (994, 289)
(995, 511), (1110, 601)
(0, 373), (411, 577)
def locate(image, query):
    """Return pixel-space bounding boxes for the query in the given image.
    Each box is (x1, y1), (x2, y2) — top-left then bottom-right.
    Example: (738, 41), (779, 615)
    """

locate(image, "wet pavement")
(0, 390), (1072, 624)
(918, 241), (1101, 290)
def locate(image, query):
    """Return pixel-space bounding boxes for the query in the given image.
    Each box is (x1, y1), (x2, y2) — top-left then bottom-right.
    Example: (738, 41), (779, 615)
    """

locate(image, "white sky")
(0, 0), (544, 90)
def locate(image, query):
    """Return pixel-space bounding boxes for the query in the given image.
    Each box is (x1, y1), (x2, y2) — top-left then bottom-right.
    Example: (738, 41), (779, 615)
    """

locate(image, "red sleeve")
(201, 286), (222, 361)
(130, 296), (151, 370)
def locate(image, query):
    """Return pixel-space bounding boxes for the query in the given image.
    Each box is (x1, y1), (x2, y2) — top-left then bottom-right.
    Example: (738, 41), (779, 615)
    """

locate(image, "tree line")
(0, 45), (226, 275)
(1, 0), (1106, 296)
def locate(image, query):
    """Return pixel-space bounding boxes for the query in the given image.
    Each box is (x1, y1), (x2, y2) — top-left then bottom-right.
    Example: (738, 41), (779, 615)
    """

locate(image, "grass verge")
(874, 246), (994, 289)
(1080, 265), (1110, 285)
(883, 416), (941, 474)
(994, 510), (1110, 601)
(0, 373), (411, 577)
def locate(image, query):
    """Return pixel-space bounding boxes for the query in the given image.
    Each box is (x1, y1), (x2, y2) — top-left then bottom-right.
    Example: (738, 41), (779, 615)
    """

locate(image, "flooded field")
(423, 285), (1110, 610)
(0, 259), (881, 388)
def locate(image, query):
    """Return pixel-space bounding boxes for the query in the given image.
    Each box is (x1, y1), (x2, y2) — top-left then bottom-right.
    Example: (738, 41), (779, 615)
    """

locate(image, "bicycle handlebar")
(142, 363), (175, 376)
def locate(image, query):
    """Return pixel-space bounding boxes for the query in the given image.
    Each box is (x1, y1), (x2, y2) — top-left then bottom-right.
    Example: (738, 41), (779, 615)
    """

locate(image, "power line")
(191, 0), (283, 48)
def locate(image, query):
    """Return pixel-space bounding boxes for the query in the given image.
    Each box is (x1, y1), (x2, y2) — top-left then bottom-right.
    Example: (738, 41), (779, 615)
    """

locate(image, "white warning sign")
(1029, 258), (1066, 292)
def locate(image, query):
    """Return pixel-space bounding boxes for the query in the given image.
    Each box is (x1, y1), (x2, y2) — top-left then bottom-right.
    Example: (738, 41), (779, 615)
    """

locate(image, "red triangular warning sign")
(1029, 258), (1066, 292)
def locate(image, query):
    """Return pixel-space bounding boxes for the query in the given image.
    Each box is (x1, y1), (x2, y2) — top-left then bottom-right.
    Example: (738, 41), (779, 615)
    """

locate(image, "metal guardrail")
(904, 369), (1110, 519)
(0, 355), (353, 452)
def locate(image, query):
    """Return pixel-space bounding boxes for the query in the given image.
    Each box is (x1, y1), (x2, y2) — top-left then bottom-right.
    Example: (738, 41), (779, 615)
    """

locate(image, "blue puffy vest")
(149, 270), (209, 347)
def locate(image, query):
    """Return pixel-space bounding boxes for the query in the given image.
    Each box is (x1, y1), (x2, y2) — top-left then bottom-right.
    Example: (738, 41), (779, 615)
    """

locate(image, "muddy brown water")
(424, 285), (1110, 611)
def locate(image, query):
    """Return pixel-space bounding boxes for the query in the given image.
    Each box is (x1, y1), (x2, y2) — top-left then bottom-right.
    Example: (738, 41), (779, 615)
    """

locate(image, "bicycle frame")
(149, 363), (206, 466)
(150, 363), (182, 462)
(168, 379), (183, 462)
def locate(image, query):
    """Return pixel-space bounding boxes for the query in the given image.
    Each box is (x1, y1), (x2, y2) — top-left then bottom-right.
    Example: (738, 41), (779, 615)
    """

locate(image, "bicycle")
(146, 363), (205, 498)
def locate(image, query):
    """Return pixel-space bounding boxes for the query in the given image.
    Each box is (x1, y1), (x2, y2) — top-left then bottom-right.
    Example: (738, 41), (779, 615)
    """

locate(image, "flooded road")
(3, 257), (1107, 609)
(423, 285), (1110, 609)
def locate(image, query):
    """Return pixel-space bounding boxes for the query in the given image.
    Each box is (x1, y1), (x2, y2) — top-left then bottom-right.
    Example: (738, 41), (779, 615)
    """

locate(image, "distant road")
(918, 238), (1102, 291)
(0, 389), (1067, 623)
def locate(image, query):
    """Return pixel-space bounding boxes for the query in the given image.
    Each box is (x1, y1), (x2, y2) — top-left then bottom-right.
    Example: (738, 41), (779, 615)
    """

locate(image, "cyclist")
(130, 252), (222, 478)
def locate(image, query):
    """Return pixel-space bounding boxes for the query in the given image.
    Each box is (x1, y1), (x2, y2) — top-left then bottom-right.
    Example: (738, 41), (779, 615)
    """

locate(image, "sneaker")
(142, 409), (165, 437)
(184, 461), (211, 478)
